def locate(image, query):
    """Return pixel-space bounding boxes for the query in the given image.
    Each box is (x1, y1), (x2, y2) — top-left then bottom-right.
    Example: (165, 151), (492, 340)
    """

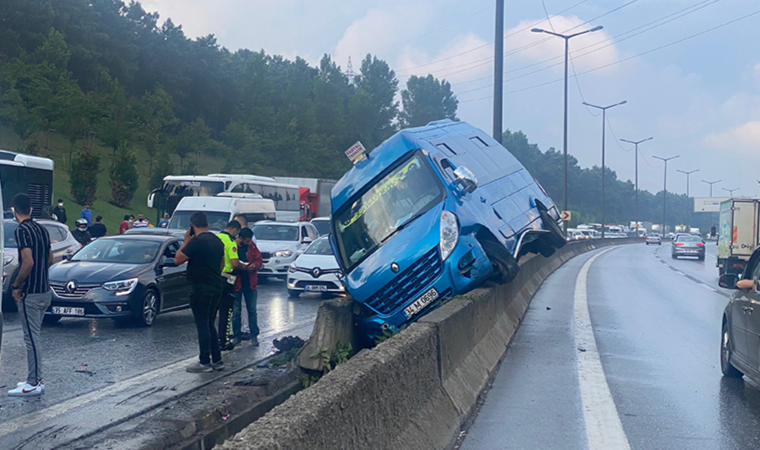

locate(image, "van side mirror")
(453, 166), (478, 195)
(719, 274), (739, 289)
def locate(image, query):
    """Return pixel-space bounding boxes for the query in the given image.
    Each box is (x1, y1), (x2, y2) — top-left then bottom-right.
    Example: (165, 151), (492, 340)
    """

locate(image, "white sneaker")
(16, 381), (44, 392)
(9, 382), (44, 397)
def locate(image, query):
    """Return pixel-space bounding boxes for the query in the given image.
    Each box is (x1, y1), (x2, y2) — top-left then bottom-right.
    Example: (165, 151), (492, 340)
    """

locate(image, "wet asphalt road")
(462, 241), (760, 450)
(0, 277), (322, 447)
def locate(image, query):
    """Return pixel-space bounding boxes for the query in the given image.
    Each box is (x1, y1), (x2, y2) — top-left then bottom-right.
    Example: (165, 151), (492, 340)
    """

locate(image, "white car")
(252, 221), (319, 277)
(286, 236), (344, 298)
(646, 233), (662, 245)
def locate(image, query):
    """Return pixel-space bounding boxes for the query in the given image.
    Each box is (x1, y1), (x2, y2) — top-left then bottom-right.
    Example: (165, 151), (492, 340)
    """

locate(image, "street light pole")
(653, 155), (679, 236)
(532, 25), (603, 237)
(702, 179), (721, 197)
(677, 169), (699, 227)
(723, 187), (740, 198)
(621, 137), (653, 234)
(583, 100), (627, 238)
(493, 0), (504, 142)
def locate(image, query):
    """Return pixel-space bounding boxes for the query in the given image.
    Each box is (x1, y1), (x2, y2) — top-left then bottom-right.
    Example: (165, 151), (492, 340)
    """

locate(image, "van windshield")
(334, 151), (444, 270)
(170, 211), (230, 231)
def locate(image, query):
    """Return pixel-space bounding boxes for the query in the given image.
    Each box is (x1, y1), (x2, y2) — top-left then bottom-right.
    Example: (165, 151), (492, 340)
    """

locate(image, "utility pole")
(532, 25), (603, 237)
(493, 0), (504, 143)
(653, 155), (679, 236)
(621, 137), (653, 234)
(702, 179), (721, 197)
(677, 169), (699, 227)
(583, 100), (627, 238)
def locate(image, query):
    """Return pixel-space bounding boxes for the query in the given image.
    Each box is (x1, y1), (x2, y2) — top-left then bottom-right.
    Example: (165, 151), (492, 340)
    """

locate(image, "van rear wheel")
(536, 202), (565, 249)
(481, 238), (519, 285)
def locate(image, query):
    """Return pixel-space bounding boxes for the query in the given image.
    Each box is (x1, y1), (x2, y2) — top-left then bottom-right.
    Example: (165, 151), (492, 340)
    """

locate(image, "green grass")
(0, 126), (227, 232)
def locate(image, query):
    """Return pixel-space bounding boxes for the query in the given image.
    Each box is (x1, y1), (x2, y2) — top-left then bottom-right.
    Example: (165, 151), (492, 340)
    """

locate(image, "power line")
(458, 9), (759, 103)
(453, 0), (719, 95)
(453, 0), (720, 89)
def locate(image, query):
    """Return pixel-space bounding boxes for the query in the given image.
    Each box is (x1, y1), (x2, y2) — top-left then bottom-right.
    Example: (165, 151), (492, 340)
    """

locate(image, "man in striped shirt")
(8, 194), (53, 397)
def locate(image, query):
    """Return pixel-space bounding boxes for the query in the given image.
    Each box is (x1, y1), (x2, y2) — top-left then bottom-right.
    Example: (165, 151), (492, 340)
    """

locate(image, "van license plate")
(404, 288), (439, 318)
(305, 285), (328, 292)
(52, 306), (84, 316)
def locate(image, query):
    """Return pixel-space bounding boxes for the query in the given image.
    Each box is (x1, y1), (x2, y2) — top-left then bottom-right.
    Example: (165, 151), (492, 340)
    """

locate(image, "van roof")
(174, 196), (275, 212)
(332, 120), (485, 211)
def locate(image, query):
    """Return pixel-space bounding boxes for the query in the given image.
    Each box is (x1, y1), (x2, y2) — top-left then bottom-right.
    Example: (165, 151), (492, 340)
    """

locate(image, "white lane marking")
(701, 284), (718, 293)
(574, 248), (631, 450)
(0, 318), (314, 437)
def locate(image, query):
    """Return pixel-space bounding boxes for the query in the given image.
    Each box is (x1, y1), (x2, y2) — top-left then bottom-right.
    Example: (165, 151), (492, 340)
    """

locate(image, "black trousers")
(218, 283), (235, 347)
(189, 283), (222, 365)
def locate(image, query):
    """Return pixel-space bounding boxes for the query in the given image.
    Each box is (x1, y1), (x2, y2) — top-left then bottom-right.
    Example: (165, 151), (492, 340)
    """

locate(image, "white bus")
(148, 174), (300, 222)
(0, 151), (54, 219)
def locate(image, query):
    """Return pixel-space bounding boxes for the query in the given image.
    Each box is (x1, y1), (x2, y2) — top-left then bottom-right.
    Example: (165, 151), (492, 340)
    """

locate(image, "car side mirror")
(62, 254), (69, 261)
(162, 257), (175, 267)
(453, 166), (478, 195)
(719, 274), (739, 289)
(302, 237), (313, 244)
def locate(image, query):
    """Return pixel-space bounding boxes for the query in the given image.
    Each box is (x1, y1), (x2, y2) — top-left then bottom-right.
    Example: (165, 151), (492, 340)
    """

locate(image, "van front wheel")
(481, 238), (519, 285)
(536, 202), (565, 249)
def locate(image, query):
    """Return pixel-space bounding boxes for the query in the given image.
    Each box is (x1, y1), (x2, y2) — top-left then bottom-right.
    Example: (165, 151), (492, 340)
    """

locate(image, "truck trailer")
(717, 199), (760, 275)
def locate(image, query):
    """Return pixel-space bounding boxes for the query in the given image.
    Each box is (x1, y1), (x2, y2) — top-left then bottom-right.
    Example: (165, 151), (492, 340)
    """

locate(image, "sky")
(140, 0), (760, 198)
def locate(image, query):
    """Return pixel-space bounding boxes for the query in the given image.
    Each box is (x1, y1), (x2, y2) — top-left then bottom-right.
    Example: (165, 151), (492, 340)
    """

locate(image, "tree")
(93, 72), (133, 165)
(70, 151), (100, 205)
(399, 75), (458, 128)
(171, 118), (210, 170)
(134, 87), (179, 176)
(150, 149), (175, 190)
(354, 54), (399, 149)
(109, 150), (139, 207)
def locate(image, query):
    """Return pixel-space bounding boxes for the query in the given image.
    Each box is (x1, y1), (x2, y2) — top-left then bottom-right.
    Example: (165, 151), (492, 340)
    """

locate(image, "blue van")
(329, 120), (565, 340)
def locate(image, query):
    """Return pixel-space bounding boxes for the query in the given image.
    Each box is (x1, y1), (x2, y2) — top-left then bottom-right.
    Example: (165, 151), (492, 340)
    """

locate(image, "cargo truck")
(717, 199), (760, 275)
(273, 177), (337, 220)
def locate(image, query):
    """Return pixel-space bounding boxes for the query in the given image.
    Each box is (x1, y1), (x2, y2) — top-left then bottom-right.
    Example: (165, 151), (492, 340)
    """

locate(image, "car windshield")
(304, 237), (333, 255)
(170, 211), (230, 231)
(311, 220), (331, 236)
(677, 236), (702, 243)
(4, 222), (18, 248)
(71, 239), (161, 264)
(334, 151), (445, 270)
(252, 224), (299, 241)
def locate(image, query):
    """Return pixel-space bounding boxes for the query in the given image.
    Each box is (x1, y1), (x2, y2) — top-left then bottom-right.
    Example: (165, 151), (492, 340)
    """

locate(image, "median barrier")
(220, 238), (640, 450)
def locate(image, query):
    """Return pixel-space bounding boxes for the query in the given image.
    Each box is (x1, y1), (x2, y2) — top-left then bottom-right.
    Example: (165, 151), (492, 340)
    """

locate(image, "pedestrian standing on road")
(158, 213), (171, 228)
(232, 214), (257, 244)
(52, 199), (67, 225)
(89, 215), (107, 238)
(232, 228), (262, 347)
(72, 218), (91, 247)
(174, 212), (225, 373)
(80, 203), (93, 227)
(119, 215), (131, 234)
(133, 213), (149, 228)
(8, 193), (53, 397)
(217, 220), (245, 351)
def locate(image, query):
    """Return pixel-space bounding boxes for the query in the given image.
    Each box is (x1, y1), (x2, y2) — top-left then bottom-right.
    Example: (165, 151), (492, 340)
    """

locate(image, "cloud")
(395, 33), (493, 84)
(704, 121), (760, 158)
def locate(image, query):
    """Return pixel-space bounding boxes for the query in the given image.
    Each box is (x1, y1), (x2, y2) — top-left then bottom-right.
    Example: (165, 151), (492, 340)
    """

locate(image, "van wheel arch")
(476, 228), (519, 284)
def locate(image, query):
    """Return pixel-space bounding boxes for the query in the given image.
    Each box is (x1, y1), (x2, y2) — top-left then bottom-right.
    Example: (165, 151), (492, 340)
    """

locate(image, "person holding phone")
(174, 212), (225, 373)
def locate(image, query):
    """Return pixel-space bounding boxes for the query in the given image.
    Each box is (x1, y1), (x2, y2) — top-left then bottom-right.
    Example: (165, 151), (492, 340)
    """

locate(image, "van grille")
(364, 247), (442, 315)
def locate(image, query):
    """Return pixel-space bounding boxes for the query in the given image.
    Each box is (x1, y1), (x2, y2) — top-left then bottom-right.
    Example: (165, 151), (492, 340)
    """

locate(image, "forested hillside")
(0, 0), (713, 232)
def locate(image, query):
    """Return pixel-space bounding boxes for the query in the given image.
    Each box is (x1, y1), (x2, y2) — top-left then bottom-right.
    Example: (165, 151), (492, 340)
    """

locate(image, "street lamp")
(583, 100), (626, 238)
(702, 179), (721, 197)
(653, 155), (679, 237)
(677, 169), (699, 227)
(532, 25), (603, 236)
(723, 187), (739, 198)
(621, 137), (653, 233)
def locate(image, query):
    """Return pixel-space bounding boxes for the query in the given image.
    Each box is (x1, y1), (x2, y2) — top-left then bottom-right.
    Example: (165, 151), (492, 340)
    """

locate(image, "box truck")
(717, 199), (760, 275)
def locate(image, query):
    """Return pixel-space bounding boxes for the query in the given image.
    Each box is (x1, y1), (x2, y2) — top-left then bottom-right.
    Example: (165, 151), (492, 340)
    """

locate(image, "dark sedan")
(671, 234), (705, 260)
(46, 235), (189, 326)
(720, 248), (760, 381)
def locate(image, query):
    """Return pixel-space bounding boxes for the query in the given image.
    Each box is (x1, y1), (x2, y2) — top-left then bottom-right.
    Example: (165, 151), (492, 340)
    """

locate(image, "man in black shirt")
(8, 194), (53, 397)
(174, 211), (225, 373)
(52, 199), (67, 224)
(88, 215), (107, 238)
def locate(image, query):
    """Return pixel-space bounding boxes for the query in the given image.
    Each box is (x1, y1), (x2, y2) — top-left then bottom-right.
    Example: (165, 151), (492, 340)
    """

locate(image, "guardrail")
(220, 238), (639, 450)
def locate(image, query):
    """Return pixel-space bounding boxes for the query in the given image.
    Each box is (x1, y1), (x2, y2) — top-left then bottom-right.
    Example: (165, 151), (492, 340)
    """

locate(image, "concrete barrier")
(221, 239), (639, 450)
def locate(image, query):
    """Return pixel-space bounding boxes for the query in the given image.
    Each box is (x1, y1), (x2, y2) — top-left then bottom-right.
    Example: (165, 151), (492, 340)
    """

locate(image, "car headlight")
(3, 255), (14, 266)
(288, 263), (297, 273)
(274, 250), (293, 258)
(102, 278), (139, 296)
(439, 210), (459, 261)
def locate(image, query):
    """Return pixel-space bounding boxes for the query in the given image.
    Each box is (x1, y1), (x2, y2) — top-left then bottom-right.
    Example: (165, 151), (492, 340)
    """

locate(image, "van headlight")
(102, 278), (139, 296)
(440, 211), (459, 261)
(274, 250), (293, 258)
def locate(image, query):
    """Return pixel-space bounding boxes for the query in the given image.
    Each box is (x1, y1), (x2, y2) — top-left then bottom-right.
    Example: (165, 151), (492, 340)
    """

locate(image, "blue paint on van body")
(329, 120), (562, 340)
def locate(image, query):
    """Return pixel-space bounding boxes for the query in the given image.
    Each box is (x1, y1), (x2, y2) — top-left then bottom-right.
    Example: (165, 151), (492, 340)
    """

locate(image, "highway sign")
(561, 211), (571, 221)
(694, 197), (728, 213)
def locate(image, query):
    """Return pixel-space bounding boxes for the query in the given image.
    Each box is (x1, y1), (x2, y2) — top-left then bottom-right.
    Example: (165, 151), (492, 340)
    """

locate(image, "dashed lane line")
(574, 247), (631, 450)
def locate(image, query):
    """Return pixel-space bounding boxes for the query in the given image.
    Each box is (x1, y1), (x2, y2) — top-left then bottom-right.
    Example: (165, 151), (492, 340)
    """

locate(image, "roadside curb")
(220, 239), (640, 450)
